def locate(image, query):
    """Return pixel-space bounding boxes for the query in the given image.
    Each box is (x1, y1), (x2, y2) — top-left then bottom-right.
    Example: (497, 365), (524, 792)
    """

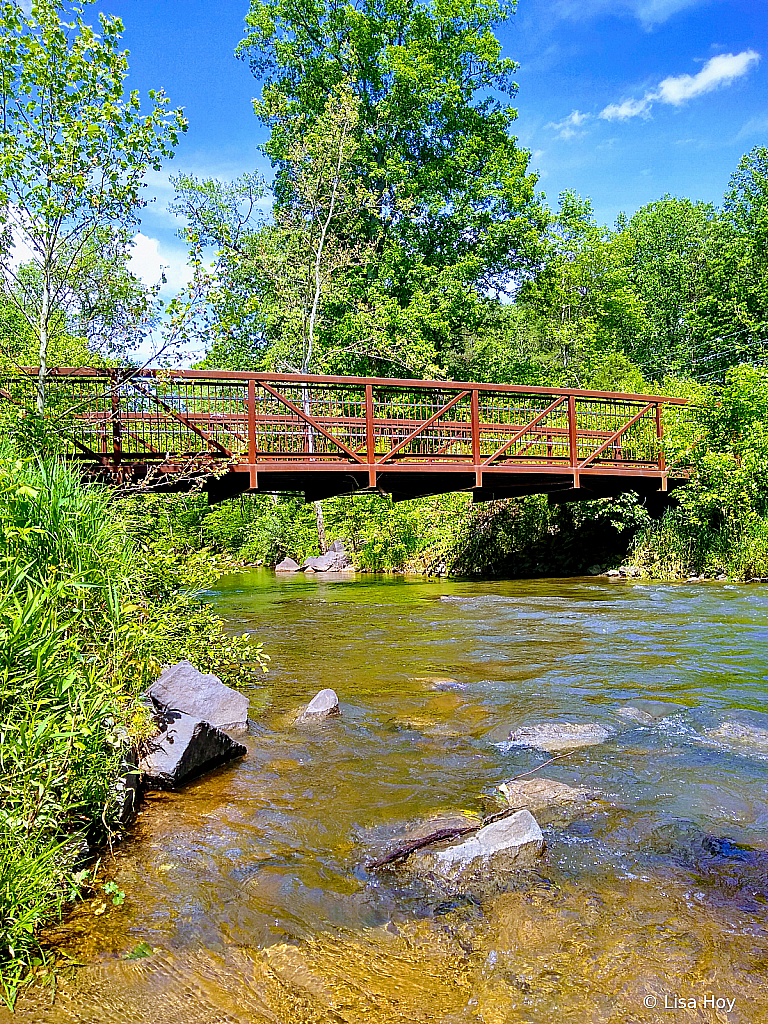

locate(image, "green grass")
(0, 457), (267, 1008)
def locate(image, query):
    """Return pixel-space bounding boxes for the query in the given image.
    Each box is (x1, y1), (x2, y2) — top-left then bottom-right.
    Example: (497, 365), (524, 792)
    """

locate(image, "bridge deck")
(1, 369), (687, 505)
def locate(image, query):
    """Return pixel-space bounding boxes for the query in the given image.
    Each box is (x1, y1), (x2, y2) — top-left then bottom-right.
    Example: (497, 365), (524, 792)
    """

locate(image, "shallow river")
(15, 573), (768, 1022)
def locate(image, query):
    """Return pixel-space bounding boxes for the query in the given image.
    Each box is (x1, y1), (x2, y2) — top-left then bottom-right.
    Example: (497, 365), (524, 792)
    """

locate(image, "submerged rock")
(498, 777), (599, 816)
(369, 811), (484, 868)
(405, 810), (544, 889)
(275, 556), (301, 572)
(506, 722), (611, 752)
(705, 720), (768, 753)
(147, 660), (249, 735)
(139, 711), (247, 789)
(297, 688), (340, 723)
(617, 700), (685, 723)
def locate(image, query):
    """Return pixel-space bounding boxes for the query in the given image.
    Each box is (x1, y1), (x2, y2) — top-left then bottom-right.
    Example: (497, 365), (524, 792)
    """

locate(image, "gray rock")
(507, 722), (611, 752)
(406, 810), (544, 888)
(369, 811), (483, 868)
(147, 660), (250, 735)
(297, 688), (340, 722)
(275, 556), (301, 572)
(301, 543), (351, 572)
(139, 711), (247, 789)
(705, 721), (768, 753)
(113, 753), (142, 825)
(498, 777), (602, 826)
(498, 777), (597, 812)
(617, 699), (685, 723)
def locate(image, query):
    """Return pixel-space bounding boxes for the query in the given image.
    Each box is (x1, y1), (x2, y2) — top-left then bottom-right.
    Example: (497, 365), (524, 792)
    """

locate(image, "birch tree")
(174, 87), (372, 550)
(0, 0), (186, 413)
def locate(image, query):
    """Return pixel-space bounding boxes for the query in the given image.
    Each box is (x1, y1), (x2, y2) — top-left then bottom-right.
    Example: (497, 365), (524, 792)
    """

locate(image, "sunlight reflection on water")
(12, 574), (768, 1023)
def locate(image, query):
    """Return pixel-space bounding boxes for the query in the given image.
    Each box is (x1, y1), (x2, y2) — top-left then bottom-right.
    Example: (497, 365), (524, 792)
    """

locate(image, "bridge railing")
(0, 369), (686, 483)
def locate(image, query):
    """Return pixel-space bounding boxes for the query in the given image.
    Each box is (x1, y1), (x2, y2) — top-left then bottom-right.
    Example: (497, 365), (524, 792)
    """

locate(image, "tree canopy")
(0, 0), (186, 409)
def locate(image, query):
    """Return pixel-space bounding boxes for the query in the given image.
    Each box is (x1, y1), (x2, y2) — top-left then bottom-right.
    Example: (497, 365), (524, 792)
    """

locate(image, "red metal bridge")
(2, 368), (687, 506)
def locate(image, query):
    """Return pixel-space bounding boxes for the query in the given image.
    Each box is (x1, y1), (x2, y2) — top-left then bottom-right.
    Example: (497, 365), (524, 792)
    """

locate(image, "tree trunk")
(315, 500), (328, 554)
(36, 272), (50, 416)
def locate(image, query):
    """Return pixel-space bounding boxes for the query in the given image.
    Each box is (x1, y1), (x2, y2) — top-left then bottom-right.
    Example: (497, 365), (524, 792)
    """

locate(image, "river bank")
(8, 571), (768, 1022)
(0, 459), (267, 1007)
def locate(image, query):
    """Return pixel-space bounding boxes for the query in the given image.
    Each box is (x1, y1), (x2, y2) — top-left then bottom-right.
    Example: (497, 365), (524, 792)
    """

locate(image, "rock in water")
(406, 810), (544, 888)
(368, 812), (483, 867)
(139, 711), (247, 789)
(147, 660), (249, 735)
(301, 542), (351, 573)
(498, 777), (602, 825)
(275, 556), (301, 572)
(617, 699), (685, 722)
(705, 721), (768, 753)
(498, 777), (596, 812)
(507, 722), (610, 752)
(297, 688), (340, 722)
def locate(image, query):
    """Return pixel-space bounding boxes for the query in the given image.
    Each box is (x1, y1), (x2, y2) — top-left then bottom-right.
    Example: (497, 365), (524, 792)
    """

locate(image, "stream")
(13, 573), (768, 1022)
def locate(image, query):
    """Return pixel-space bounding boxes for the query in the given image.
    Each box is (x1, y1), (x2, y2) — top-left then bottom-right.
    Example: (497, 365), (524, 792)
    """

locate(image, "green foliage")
(623, 196), (714, 376)
(238, 0), (545, 290)
(0, 0), (186, 408)
(632, 366), (768, 578)
(177, 0), (546, 380)
(0, 460), (267, 1004)
(448, 492), (650, 577)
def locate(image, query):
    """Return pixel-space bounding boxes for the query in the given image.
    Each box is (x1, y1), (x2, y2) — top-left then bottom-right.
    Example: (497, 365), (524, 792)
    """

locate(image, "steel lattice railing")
(0, 368), (686, 493)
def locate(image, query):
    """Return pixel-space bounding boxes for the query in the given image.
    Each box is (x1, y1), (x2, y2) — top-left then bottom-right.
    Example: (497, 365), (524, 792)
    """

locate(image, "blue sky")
(104, 0), (766, 299)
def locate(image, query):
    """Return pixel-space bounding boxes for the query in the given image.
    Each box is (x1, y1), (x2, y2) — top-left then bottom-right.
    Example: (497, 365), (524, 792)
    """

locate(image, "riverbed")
(14, 573), (768, 1022)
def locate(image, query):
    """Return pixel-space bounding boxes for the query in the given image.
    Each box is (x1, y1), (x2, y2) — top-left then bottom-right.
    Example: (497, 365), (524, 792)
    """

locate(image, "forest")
(0, 0), (767, 1005)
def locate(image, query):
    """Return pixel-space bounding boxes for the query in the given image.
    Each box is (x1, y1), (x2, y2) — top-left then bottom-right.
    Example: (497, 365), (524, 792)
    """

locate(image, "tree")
(686, 147), (768, 379)
(174, 86), (376, 549)
(0, 0), (186, 412)
(237, 0), (547, 374)
(517, 191), (652, 387)
(625, 196), (714, 377)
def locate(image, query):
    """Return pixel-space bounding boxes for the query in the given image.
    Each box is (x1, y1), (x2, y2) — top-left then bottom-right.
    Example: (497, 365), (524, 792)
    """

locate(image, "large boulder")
(405, 810), (544, 889)
(296, 688), (340, 723)
(301, 541), (351, 573)
(139, 710), (247, 789)
(275, 556), (301, 572)
(146, 660), (249, 735)
(507, 722), (611, 752)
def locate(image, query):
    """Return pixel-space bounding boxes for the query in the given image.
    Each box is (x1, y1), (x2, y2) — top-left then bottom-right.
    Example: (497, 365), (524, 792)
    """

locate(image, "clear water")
(13, 573), (768, 1023)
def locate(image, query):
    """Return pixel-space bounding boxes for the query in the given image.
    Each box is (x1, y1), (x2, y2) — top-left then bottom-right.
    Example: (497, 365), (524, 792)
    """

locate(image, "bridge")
(2, 368), (687, 507)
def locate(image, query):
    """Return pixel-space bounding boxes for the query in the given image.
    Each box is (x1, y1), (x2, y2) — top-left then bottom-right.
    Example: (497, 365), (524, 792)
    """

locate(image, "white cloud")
(600, 49), (760, 121)
(630, 0), (704, 27)
(736, 115), (768, 141)
(545, 109), (591, 139)
(599, 96), (654, 122)
(657, 50), (760, 104)
(128, 232), (192, 291)
(555, 0), (711, 29)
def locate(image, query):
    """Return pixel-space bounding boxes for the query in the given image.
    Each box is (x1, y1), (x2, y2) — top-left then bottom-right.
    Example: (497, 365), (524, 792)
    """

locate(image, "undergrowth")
(0, 457), (267, 1007)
